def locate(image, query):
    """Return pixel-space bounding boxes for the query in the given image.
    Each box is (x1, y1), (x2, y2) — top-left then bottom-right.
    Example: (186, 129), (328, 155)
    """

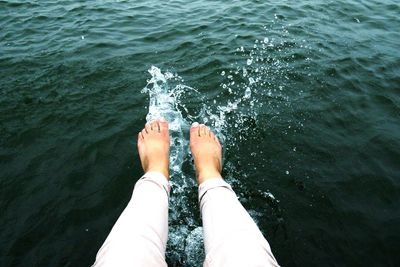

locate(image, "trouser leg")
(199, 178), (279, 267)
(92, 172), (170, 267)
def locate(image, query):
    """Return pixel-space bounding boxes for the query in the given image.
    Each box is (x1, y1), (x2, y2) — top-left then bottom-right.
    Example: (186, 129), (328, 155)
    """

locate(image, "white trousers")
(92, 172), (279, 267)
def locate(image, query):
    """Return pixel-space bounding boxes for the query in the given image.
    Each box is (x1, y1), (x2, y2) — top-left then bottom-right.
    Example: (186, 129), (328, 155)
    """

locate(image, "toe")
(215, 135), (222, 148)
(141, 129), (147, 137)
(150, 120), (159, 132)
(209, 130), (215, 139)
(205, 126), (211, 137)
(145, 122), (151, 133)
(199, 124), (206, 136)
(190, 122), (200, 137)
(159, 118), (169, 132)
(138, 132), (144, 141)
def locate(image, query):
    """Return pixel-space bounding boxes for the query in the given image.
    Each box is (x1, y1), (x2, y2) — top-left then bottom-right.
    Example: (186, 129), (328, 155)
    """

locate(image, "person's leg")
(92, 119), (170, 267)
(190, 123), (280, 267)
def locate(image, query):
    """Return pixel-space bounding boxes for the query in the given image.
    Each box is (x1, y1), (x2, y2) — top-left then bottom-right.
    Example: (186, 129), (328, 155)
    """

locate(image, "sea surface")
(1, 0), (399, 266)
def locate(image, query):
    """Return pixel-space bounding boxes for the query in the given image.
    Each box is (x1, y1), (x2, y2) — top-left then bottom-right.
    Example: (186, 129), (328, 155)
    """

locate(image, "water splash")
(141, 18), (312, 265)
(142, 66), (187, 174)
(142, 66), (204, 265)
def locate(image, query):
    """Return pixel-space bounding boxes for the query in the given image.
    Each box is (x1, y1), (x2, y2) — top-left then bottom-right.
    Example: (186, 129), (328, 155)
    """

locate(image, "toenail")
(192, 122), (199, 127)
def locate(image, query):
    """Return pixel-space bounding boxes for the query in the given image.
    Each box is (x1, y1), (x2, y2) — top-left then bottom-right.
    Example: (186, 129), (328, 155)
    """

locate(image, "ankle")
(145, 165), (169, 180)
(197, 169), (222, 184)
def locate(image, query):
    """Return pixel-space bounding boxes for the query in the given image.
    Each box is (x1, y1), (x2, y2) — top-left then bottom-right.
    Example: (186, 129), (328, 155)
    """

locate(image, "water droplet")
(249, 77), (255, 85)
(264, 37), (269, 43)
(247, 58), (253, 65)
(244, 87), (251, 99)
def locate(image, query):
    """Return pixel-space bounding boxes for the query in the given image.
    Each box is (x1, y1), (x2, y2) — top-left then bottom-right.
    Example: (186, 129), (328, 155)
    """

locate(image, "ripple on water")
(1, 0), (400, 266)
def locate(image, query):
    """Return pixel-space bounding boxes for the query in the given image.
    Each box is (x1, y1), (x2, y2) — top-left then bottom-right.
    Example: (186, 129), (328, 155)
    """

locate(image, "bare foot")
(190, 122), (223, 184)
(137, 119), (170, 179)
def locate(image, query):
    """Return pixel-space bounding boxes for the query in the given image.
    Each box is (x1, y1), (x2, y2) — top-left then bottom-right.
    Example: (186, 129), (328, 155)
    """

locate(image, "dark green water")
(1, 0), (400, 266)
